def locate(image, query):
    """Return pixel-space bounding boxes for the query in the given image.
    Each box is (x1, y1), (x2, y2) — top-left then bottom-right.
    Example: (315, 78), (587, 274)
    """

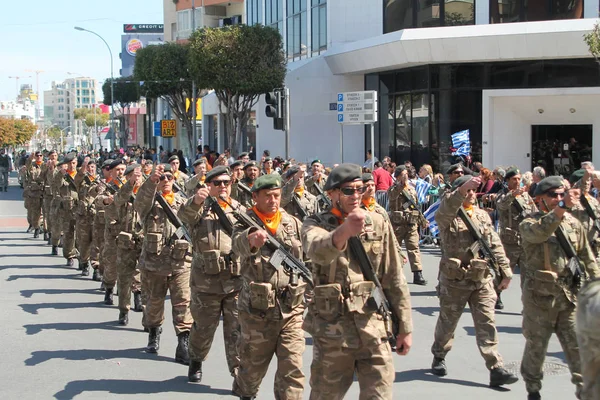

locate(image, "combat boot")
(51, 246), (58, 256)
(431, 357), (447, 376)
(81, 262), (90, 277)
(77, 259), (83, 270)
(527, 392), (541, 400)
(133, 291), (143, 312)
(43, 231), (49, 241)
(92, 268), (100, 281)
(240, 397), (256, 400)
(67, 258), (75, 267)
(495, 294), (504, 310)
(104, 288), (114, 305)
(413, 271), (427, 285)
(118, 311), (129, 326)
(175, 331), (190, 365)
(33, 228), (40, 238)
(146, 327), (161, 353)
(489, 366), (518, 387)
(26, 224), (32, 233)
(188, 360), (202, 383)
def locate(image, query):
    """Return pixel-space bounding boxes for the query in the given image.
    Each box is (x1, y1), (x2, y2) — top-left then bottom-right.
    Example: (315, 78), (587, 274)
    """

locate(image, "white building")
(0, 100), (36, 121)
(196, 0), (600, 175)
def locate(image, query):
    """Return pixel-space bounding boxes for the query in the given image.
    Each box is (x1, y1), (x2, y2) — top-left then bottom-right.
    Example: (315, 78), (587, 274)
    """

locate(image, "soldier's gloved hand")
(498, 277), (511, 291)
(396, 332), (412, 356)
(565, 188), (581, 208)
(343, 208), (366, 237)
(248, 229), (269, 249)
(193, 187), (210, 206)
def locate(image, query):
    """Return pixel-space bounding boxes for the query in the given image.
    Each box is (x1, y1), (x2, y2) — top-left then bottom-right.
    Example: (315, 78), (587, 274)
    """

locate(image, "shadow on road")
(20, 288), (99, 298)
(25, 347), (175, 366)
(2, 264), (73, 272)
(410, 290), (438, 297)
(54, 377), (232, 399)
(395, 368), (509, 390)
(6, 273), (80, 281)
(0, 253), (57, 258)
(19, 301), (111, 315)
(463, 325), (522, 336)
(0, 242), (50, 247)
(24, 320), (142, 335)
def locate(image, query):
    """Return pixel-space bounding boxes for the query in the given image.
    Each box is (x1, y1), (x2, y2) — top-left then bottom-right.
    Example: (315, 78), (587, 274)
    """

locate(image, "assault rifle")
(457, 206), (504, 286)
(555, 224), (586, 292)
(313, 181), (332, 210)
(206, 196), (234, 236)
(580, 193), (600, 235)
(223, 197), (314, 288)
(292, 195), (308, 220)
(347, 236), (400, 352)
(154, 192), (192, 243)
(237, 181), (252, 197)
(401, 188), (426, 220)
(502, 183), (527, 216)
(63, 172), (78, 191)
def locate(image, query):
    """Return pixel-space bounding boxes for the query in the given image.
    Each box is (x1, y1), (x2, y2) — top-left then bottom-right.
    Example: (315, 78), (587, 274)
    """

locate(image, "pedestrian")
(280, 165), (318, 221)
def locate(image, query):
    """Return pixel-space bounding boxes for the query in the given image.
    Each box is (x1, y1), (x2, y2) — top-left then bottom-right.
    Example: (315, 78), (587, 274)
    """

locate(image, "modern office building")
(43, 77), (98, 136)
(195, 0), (600, 175)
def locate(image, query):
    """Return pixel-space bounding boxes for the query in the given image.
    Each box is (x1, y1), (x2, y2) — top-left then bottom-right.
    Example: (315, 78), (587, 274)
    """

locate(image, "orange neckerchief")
(218, 197), (231, 210)
(252, 206), (281, 235)
(294, 186), (304, 198)
(362, 197), (376, 211)
(35, 161), (43, 166)
(133, 185), (140, 195)
(264, 168), (272, 175)
(67, 170), (76, 178)
(162, 190), (175, 205)
(106, 177), (113, 184)
(174, 171), (180, 180)
(114, 178), (123, 188)
(88, 175), (96, 182)
(463, 204), (474, 217)
(331, 207), (344, 225)
(247, 181), (254, 188)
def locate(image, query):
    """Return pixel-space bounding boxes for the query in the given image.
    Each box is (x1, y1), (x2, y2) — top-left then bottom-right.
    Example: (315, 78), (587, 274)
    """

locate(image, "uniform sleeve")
(280, 178), (297, 208)
(74, 168), (86, 188)
(434, 189), (465, 230)
(134, 178), (158, 222)
(519, 211), (563, 244)
(178, 197), (203, 226)
(576, 221), (600, 279)
(232, 220), (260, 258)
(301, 216), (344, 266)
(496, 191), (515, 211)
(115, 180), (134, 208)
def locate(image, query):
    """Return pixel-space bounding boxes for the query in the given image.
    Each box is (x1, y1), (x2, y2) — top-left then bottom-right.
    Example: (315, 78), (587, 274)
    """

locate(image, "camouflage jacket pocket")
(441, 258), (465, 281)
(313, 283), (344, 322)
(201, 249), (225, 275)
(283, 281), (307, 310)
(145, 233), (163, 255)
(354, 312), (388, 346)
(249, 282), (276, 311)
(500, 227), (520, 245)
(531, 270), (561, 297)
(170, 240), (189, 261)
(345, 281), (376, 314)
(117, 232), (135, 250)
(465, 259), (488, 282)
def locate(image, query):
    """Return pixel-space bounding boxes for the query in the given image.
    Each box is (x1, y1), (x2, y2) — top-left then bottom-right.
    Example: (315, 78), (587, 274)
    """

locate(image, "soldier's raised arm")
(134, 165), (162, 222)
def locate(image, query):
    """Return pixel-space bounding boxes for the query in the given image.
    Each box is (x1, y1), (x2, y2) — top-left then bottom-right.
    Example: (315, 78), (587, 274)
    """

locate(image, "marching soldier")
(431, 174), (518, 387)
(237, 161), (260, 208)
(305, 160), (326, 197)
(178, 166), (243, 388)
(569, 169), (600, 259)
(229, 160), (245, 202)
(134, 163), (192, 365)
(114, 163), (144, 325)
(73, 157), (99, 276)
(23, 151), (45, 238)
(496, 167), (537, 307)
(281, 165), (318, 220)
(169, 155), (189, 189)
(301, 163), (413, 399)
(576, 279), (600, 400)
(57, 153), (80, 267)
(231, 174), (308, 400)
(49, 157), (66, 256)
(388, 166), (428, 285)
(519, 176), (600, 400)
(261, 157), (277, 175)
(41, 150), (58, 242)
(91, 160), (114, 282)
(184, 158), (207, 197)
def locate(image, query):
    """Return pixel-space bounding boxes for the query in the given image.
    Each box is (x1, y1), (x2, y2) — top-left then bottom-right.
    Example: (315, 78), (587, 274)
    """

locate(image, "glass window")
(384, 0), (414, 33)
(490, 0), (583, 23)
(412, 93), (431, 167)
(418, 0), (441, 28)
(445, 0), (474, 25)
(311, 0), (327, 55)
(287, 0), (307, 60)
(247, 0), (263, 25)
(385, 0), (474, 32)
(395, 94), (412, 163)
(266, 0), (284, 37)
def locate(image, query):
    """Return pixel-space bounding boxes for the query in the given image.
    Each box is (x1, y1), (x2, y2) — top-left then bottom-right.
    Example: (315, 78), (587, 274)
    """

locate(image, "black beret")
(205, 166), (230, 183)
(48, 150), (57, 156)
(534, 176), (565, 196)
(108, 159), (125, 170)
(569, 169), (585, 185)
(394, 165), (406, 178)
(452, 174), (473, 190)
(230, 160), (243, 169)
(504, 167), (520, 181)
(324, 163), (362, 191)
(283, 166), (300, 180)
(446, 163), (464, 175)
(63, 153), (76, 164)
(162, 163), (172, 173)
(362, 173), (374, 183)
(143, 159), (154, 166)
(124, 163), (140, 176)
(192, 158), (206, 167)
(243, 161), (258, 170)
(87, 159), (97, 166)
(264, 157), (272, 162)
(101, 159), (113, 169)
(311, 159), (322, 166)
(168, 155), (179, 163)
(251, 174), (282, 193)
(56, 157), (66, 167)
(34, 150), (42, 156)
(238, 152), (249, 159)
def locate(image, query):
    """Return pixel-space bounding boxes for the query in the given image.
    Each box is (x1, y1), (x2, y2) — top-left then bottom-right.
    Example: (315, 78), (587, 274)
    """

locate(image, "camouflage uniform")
(23, 160), (44, 231)
(57, 171), (79, 260)
(576, 279), (600, 400)
(49, 169), (64, 248)
(305, 174), (326, 198)
(432, 189), (513, 368)
(281, 178), (318, 221)
(302, 208), (413, 399)
(388, 183), (426, 273)
(134, 178), (192, 335)
(178, 197), (243, 376)
(74, 172), (98, 267)
(100, 180), (124, 290)
(231, 208), (307, 399)
(41, 164), (56, 238)
(519, 210), (600, 397)
(173, 170), (189, 190)
(92, 180), (113, 274)
(236, 177), (255, 209)
(114, 180), (143, 314)
(183, 174), (206, 198)
(570, 194), (600, 259)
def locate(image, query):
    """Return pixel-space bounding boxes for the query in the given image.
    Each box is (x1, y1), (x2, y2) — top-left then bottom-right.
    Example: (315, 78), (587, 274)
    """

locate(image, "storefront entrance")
(531, 124), (592, 175)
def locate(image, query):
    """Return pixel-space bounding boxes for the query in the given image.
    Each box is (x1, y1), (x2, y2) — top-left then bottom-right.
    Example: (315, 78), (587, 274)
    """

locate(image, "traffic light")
(265, 90), (284, 131)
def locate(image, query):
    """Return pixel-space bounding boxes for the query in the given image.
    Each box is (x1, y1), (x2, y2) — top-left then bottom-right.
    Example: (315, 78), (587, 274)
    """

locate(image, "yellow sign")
(185, 98), (203, 120)
(161, 119), (177, 137)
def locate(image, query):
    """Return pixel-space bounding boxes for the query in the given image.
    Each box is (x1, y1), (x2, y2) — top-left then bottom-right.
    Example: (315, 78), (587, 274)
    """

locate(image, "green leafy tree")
(102, 76), (141, 147)
(0, 117), (16, 147)
(584, 23), (600, 62)
(135, 42), (207, 154)
(189, 25), (286, 156)
(46, 126), (62, 149)
(0, 117), (36, 147)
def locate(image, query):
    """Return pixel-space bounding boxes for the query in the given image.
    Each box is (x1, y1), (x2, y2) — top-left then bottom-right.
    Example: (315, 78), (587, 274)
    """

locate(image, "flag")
(451, 129), (471, 156)
(423, 199), (441, 236)
(415, 178), (432, 204)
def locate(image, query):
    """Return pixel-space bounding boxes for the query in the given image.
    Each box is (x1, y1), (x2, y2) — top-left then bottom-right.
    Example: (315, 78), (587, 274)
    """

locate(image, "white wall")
(483, 88), (600, 173)
(328, 0), (383, 46)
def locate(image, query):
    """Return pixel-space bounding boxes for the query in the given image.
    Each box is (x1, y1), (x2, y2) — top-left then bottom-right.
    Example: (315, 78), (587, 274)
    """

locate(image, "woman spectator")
(428, 173), (446, 197)
(419, 164), (434, 184)
(476, 168), (495, 199)
(521, 171), (533, 194)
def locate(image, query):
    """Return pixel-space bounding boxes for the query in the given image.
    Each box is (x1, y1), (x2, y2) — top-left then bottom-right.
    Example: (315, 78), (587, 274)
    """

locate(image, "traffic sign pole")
(370, 123), (375, 172)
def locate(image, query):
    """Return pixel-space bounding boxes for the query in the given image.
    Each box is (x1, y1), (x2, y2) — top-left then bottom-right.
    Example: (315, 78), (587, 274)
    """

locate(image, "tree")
(189, 25), (287, 156)
(135, 42), (206, 154)
(46, 126), (62, 148)
(0, 117), (16, 147)
(0, 117), (36, 147)
(584, 23), (600, 63)
(102, 76), (140, 147)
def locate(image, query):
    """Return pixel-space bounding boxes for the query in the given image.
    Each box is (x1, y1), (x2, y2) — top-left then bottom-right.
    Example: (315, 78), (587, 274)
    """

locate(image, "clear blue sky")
(0, 0), (163, 103)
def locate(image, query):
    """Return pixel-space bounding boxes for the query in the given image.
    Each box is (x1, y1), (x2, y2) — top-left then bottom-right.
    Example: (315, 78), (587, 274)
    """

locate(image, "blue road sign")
(338, 93), (343, 102)
(337, 114), (344, 122)
(153, 121), (162, 137)
(338, 104), (344, 112)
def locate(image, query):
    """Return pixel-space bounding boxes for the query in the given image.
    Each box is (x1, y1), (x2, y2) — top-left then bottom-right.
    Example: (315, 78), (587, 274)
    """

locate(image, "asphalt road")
(0, 175), (576, 399)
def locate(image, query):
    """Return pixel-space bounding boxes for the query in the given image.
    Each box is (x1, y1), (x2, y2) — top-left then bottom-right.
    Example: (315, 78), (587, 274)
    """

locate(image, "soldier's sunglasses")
(546, 191), (564, 198)
(160, 174), (174, 181)
(211, 179), (231, 187)
(339, 186), (367, 196)
(452, 170), (464, 175)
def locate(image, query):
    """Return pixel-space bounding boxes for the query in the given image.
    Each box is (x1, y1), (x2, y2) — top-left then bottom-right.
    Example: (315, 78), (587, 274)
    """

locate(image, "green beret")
(124, 163), (140, 176)
(394, 165), (406, 178)
(362, 173), (374, 183)
(48, 150), (57, 156)
(283, 166), (300, 180)
(569, 169), (585, 185)
(238, 152), (249, 159)
(192, 158), (206, 167)
(452, 174), (473, 190)
(311, 159), (322, 166)
(243, 161), (258, 170)
(101, 159), (113, 168)
(534, 176), (565, 196)
(324, 163), (362, 191)
(108, 159), (125, 170)
(264, 157), (272, 162)
(230, 160), (243, 169)
(504, 167), (520, 181)
(446, 163), (464, 175)
(162, 163), (172, 173)
(87, 159), (97, 166)
(168, 155), (179, 163)
(251, 174), (282, 193)
(143, 159), (154, 166)
(205, 166), (230, 183)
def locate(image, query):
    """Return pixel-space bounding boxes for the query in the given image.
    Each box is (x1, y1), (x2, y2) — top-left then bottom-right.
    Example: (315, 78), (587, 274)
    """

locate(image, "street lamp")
(60, 126), (71, 153)
(74, 26), (115, 150)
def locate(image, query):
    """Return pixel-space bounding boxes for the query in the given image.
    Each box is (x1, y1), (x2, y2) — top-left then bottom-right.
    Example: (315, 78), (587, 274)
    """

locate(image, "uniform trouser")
(521, 289), (582, 396)
(309, 338), (394, 400)
(60, 211), (77, 259)
(501, 241), (524, 288)
(236, 310), (305, 399)
(431, 280), (503, 369)
(189, 290), (241, 375)
(0, 167), (7, 189)
(576, 281), (600, 400)
(75, 216), (93, 263)
(141, 270), (148, 328)
(117, 243), (142, 313)
(144, 268), (192, 335)
(26, 196), (43, 229)
(50, 199), (62, 247)
(43, 195), (53, 233)
(92, 220), (105, 272)
(102, 229), (119, 289)
(394, 223), (422, 272)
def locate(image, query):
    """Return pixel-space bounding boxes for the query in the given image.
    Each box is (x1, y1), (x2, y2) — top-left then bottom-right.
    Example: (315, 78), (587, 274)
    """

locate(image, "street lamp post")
(60, 126), (71, 153)
(74, 26), (115, 150)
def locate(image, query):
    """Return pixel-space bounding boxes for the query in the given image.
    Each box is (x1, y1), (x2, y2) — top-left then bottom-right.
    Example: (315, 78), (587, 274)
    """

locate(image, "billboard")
(120, 33), (164, 77)
(124, 24), (164, 34)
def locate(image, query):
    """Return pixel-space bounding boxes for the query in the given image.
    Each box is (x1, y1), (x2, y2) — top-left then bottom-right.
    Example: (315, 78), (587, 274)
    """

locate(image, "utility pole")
(25, 69), (44, 120)
(191, 0), (198, 154)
